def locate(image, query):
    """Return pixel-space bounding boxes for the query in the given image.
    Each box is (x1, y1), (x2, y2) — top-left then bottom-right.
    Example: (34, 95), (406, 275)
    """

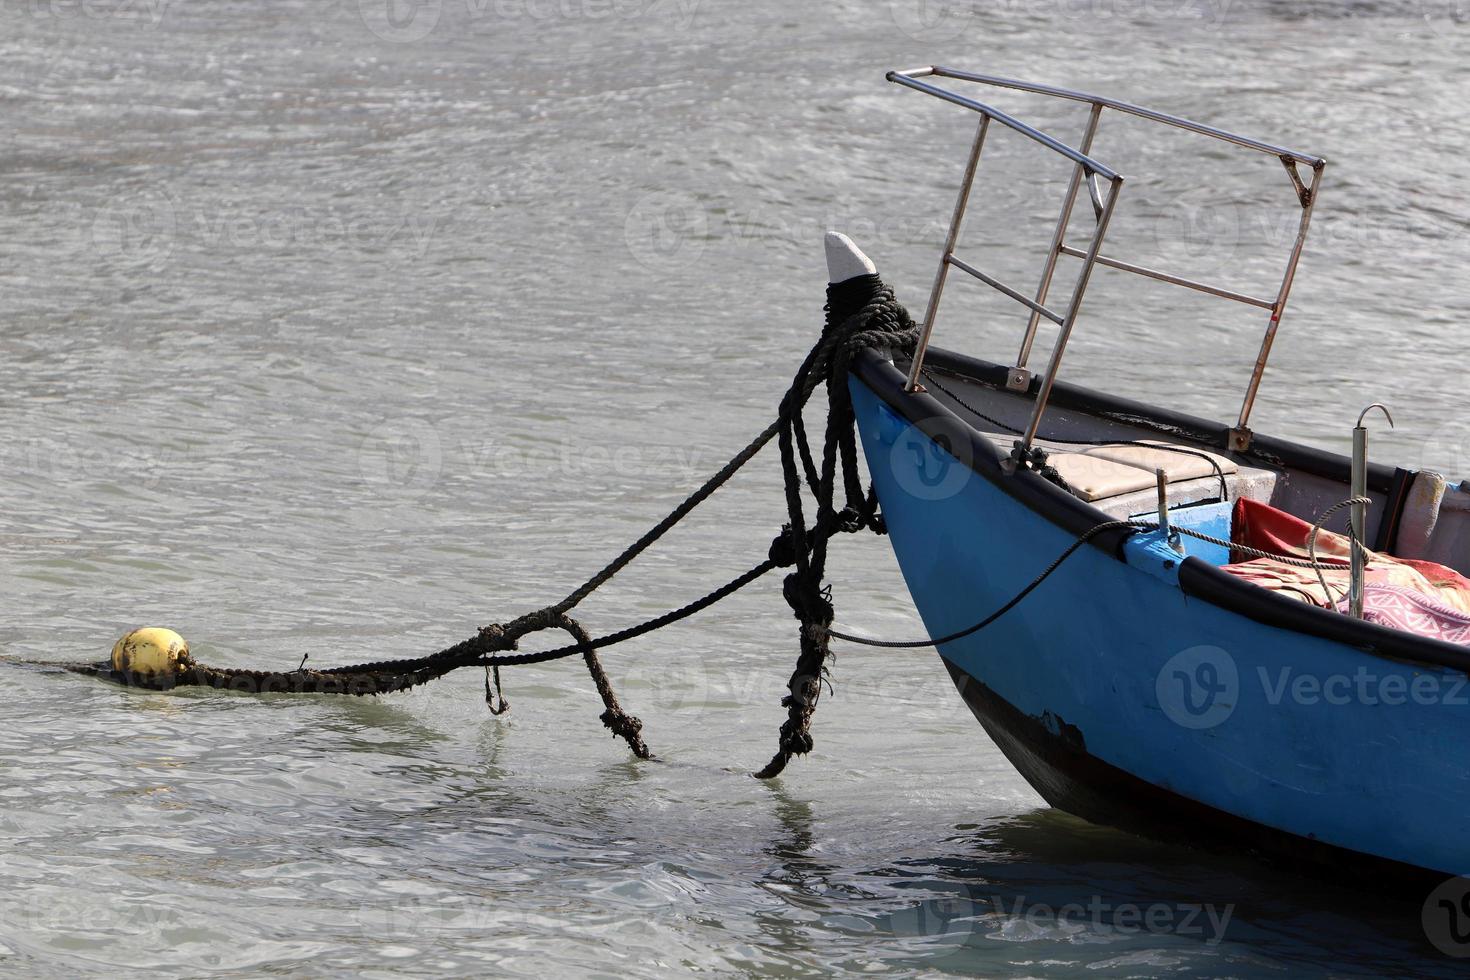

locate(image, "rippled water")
(3, 0), (1470, 974)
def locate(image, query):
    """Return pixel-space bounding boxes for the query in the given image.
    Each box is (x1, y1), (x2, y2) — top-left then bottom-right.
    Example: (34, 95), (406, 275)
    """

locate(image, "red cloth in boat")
(1223, 498), (1470, 624)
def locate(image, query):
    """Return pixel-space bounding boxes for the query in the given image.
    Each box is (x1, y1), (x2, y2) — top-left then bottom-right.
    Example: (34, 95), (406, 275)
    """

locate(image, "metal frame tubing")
(888, 67), (1326, 451)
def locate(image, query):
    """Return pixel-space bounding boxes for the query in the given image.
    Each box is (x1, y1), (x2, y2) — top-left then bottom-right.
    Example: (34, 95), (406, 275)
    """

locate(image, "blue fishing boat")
(842, 68), (1470, 889)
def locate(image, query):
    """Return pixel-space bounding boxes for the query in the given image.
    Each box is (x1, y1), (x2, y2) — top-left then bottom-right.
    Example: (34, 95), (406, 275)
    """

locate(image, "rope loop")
(52, 269), (917, 779)
(754, 276), (918, 779)
(1010, 440), (1076, 495)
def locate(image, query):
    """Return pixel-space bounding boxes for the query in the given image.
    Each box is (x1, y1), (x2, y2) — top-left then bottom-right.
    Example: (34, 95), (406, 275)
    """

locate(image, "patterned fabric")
(1334, 584), (1470, 645)
(1223, 499), (1470, 644)
(1223, 551), (1470, 614)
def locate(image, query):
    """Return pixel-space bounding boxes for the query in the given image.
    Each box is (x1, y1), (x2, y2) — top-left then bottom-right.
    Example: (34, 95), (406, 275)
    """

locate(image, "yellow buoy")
(111, 627), (191, 678)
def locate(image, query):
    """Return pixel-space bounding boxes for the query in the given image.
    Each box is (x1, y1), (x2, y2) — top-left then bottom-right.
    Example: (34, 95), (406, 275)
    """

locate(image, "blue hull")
(850, 356), (1470, 886)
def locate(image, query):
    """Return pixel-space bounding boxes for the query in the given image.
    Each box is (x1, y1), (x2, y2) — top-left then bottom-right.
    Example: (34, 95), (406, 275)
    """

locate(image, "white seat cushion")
(1045, 454), (1157, 502)
(979, 432), (1238, 503)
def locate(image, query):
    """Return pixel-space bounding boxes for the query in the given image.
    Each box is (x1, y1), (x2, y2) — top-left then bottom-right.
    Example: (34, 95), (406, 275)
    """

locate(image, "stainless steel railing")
(889, 66), (1326, 454)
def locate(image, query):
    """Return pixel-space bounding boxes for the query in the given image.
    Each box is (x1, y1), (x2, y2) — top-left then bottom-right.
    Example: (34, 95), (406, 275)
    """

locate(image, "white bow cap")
(824, 231), (877, 285)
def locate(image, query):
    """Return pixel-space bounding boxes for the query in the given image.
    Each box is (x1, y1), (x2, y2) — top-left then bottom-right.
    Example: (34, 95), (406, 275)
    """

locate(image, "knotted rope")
(44, 273), (918, 777)
(757, 274), (916, 778)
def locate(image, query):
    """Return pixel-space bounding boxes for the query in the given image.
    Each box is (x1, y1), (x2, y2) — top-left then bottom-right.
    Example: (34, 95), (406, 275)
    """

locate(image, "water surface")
(2, 0), (1469, 974)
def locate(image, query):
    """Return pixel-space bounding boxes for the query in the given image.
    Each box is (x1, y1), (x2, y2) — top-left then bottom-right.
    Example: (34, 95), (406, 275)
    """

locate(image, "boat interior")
(910, 349), (1470, 580)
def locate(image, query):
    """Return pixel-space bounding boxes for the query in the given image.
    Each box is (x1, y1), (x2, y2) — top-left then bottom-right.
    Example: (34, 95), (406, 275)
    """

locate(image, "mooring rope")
(31, 267), (1378, 778)
(43, 272), (919, 778)
(1307, 496), (1375, 605)
(826, 516), (1371, 649)
(755, 274), (917, 778)
(825, 520), (1136, 650)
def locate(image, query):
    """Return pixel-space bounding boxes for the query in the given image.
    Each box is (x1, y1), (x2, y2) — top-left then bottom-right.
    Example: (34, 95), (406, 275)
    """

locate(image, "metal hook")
(1348, 402), (1393, 620)
(1357, 402), (1395, 430)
